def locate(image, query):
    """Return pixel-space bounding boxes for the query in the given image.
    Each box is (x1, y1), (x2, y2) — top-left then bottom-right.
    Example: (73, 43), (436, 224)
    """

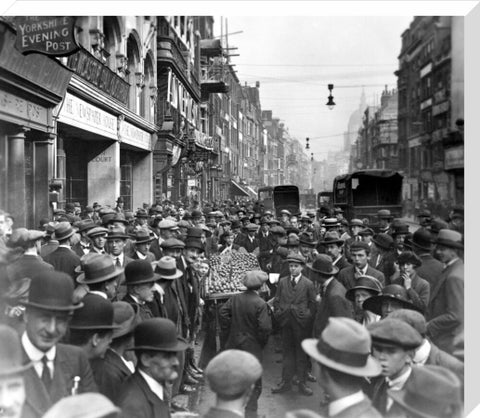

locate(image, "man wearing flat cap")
(302, 317), (382, 418)
(0, 325), (33, 418)
(272, 253), (316, 396)
(131, 229), (156, 263)
(19, 271), (97, 418)
(367, 318), (423, 417)
(204, 349), (263, 418)
(426, 229), (464, 355)
(86, 227), (109, 255)
(119, 318), (188, 418)
(234, 223), (260, 254)
(6, 228), (53, 283)
(219, 271), (272, 417)
(337, 241), (385, 291)
(43, 222), (81, 281)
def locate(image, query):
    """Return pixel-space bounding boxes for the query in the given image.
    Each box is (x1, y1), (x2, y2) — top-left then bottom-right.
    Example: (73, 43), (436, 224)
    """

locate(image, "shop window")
(120, 164), (133, 210)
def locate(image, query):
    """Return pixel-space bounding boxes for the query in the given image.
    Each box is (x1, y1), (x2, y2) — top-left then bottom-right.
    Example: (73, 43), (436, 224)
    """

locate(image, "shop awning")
(246, 186), (258, 198)
(230, 179), (249, 197)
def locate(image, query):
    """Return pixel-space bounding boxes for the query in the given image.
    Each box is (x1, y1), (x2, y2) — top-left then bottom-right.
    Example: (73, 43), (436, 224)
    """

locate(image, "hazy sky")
(217, 16), (413, 160)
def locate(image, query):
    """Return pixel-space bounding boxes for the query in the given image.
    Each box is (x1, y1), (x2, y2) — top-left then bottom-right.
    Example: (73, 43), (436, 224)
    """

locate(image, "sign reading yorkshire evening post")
(14, 16), (79, 56)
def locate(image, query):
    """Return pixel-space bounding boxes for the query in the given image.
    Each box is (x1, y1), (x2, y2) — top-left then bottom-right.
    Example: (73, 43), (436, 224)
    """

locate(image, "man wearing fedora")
(6, 228), (54, 283)
(106, 227), (134, 269)
(389, 309), (464, 381)
(219, 271), (272, 417)
(410, 228), (443, 289)
(131, 229), (156, 263)
(119, 318), (188, 418)
(387, 365), (463, 418)
(308, 255), (353, 339)
(366, 318), (423, 417)
(337, 242), (385, 291)
(71, 220), (96, 257)
(302, 317), (382, 418)
(204, 350), (263, 418)
(345, 275), (382, 326)
(122, 260), (159, 322)
(91, 301), (137, 404)
(0, 325), (33, 418)
(298, 232), (318, 264)
(114, 197), (124, 214)
(19, 271), (97, 418)
(377, 209), (393, 234)
(86, 227), (109, 255)
(43, 222), (81, 281)
(272, 253), (316, 396)
(426, 229), (464, 355)
(76, 254), (123, 301)
(391, 223), (410, 257)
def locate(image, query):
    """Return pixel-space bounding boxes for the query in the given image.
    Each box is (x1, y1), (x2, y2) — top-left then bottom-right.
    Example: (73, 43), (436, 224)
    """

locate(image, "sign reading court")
(14, 16), (79, 56)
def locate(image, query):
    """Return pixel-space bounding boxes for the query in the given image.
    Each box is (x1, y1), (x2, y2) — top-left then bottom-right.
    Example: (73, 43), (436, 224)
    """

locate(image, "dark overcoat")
(337, 265), (385, 290)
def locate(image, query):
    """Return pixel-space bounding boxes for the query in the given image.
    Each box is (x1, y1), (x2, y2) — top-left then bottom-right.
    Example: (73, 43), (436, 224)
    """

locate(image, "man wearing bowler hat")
(43, 222), (81, 280)
(409, 228), (443, 289)
(76, 254), (123, 301)
(19, 271), (97, 418)
(337, 241), (385, 291)
(204, 350), (263, 418)
(219, 271), (272, 417)
(272, 253), (316, 396)
(0, 325), (33, 418)
(302, 317), (382, 418)
(319, 231), (350, 271)
(92, 302), (138, 404)
(119, 318), (188, 418)
(369, 233), (396, 284)
(308, 255), (353, 339)
(367, 318), (423, 417)
(426, 229), (464, 354)
(71, 219), (96, 257)
(377, 209), (393, 234)
(122, 260), (159, 322)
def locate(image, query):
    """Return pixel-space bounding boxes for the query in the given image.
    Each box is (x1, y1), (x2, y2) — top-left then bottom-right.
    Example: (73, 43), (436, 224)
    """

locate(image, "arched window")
(143, 53), (155, 121)
(126, 33), (141, 113)
(103, 17), (121, 70)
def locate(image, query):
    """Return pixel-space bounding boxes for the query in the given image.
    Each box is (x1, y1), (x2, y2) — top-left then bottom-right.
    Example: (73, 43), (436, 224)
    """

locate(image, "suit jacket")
(90, 348), (133, 404)
(149, 238), (162, 261)
(391, 272), (430, 314)
(40, 240), (59, 259)
(257, 231), (276, 266)
(203, 407), (245, 418)
(43, 247), (81, 280)
(71, 241), (91, 258)
(234, 233), (259, 253)
(426, 259), (464, 354)
(312, 278), (353, 338)
(332, 255), (351, 271)
(337, 265), (385, 291)
(6, 254), (53, 281)
(426, 340), (464, 381)
(370, 252), (397, 285)
(331, 397), (382, 418)
(416, 253), (444, 290)
(119, 371), (170, 418)
(132, 251), (156, 263)
(21, 343), (97, 418)
(122, 294), (154, 322)
(273, 275), (316, 328)
(219, 290), (272, 360)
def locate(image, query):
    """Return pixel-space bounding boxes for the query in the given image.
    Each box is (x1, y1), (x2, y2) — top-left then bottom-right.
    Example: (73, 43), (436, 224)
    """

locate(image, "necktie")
(291, 277), (296, 288)
(116, 257), (121, 268)
(41, 356), (52, 392)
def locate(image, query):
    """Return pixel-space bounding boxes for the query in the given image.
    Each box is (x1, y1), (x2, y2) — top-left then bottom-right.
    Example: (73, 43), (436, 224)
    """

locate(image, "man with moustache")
(19, 271), (97, 418)
(119, 318), (188, 418)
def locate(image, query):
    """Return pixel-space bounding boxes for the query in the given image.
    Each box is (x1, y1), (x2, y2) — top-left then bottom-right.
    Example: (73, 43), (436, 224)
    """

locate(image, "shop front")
(0, 21), (72, 228)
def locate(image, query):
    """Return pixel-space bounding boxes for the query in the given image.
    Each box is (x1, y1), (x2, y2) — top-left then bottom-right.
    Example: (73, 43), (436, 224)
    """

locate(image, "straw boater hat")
(302, 317), (381, 377)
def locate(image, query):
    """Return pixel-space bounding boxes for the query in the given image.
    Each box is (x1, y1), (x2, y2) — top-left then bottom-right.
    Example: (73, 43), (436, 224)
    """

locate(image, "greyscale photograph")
(0, 11), (465, 418)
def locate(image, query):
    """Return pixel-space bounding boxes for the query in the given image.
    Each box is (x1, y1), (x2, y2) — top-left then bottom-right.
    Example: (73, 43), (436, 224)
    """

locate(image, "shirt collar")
(136, 251), (147, 260)
(386, 366), (412, 391)
(332, 255), (342, 265)
(111, 253), (124, 264)
(323, 276), (335, 290)
(138, 369), (164, 400)
(291, 274), (302, 284)
(445, 257), (459, 268)
(356, 265), (368, 276)
(329, 391), (365, 416)
(130, 294), (143, 305)
(413, 339), (431, 365)
(89, 290), (108, 299)
(58, 244), (71, 249)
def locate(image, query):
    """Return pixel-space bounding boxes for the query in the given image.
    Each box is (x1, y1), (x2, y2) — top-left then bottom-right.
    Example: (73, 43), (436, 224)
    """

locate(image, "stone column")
(132, 152), (152, 210)
(8, 128), (28, 227)
(34, 134), (55, 227)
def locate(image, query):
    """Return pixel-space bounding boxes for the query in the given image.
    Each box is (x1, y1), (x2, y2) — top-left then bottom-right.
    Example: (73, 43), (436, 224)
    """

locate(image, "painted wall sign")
(119, 120), (151, 151)
(14, 16), (79, 56)
(0, 89), (48, 129)
(58, 92), (117, 139)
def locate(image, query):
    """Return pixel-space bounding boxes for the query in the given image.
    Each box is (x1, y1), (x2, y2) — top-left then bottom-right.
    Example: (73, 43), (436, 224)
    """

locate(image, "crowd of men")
(0, 197), (465, 418)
